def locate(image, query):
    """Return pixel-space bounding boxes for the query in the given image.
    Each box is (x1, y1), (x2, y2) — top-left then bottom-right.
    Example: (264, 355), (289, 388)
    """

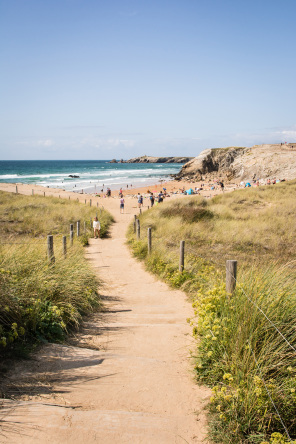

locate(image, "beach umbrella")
(186, 188), (194, 195)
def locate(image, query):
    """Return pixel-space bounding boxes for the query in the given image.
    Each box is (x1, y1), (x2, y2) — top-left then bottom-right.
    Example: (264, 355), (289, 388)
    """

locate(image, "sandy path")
(0, 184), (210, 444)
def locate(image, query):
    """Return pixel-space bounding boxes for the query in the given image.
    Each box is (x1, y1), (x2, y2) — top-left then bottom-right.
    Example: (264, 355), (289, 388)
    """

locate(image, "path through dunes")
(1, 185), (210, 444)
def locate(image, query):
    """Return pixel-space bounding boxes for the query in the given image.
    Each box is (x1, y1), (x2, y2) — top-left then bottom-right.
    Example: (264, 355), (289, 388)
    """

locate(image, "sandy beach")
(0, 177), (238, 207)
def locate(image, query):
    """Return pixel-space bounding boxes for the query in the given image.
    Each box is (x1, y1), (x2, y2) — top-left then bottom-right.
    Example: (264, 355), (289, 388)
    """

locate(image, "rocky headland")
(110, 156), (193, 164)
(173, 144), (296, 182)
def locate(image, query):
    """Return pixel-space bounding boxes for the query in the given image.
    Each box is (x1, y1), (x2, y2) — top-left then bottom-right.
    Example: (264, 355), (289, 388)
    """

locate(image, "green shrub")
(160, 199), (214, 223)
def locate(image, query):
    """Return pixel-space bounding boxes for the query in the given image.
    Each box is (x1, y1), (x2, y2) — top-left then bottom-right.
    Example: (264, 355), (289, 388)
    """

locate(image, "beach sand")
(0, 179), (239, 210)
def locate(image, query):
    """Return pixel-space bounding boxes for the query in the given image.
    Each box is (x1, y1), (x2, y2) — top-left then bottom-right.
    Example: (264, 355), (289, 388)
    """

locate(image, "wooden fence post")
(70, 230), (74, 246)
(77, 220), (80, 237)
(179, 240), (185, 272)
(32, 189), (34, 196)
(15, 185), (18, 194)
(97, 202), (98, 208)
(136, 219), (140, 239)
(90, 199), (92, 207)
(47, 235), (55, 263)
(226, 260), (237, 294)
(70, 223), (74, 233)
(148, 227), (152, 254)
(63, 236), (67, 257)
(139, 208), (142, 215)
(85, 199), (87, 204)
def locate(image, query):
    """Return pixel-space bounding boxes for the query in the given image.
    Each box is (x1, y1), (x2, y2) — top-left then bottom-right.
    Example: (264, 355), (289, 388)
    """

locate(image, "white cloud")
(277, 129), (296, 138)
(37, 139), (54, 147)
(106, 139), (135, 148)
(16, 139), (55, 147)
(78, 137), (136, 149)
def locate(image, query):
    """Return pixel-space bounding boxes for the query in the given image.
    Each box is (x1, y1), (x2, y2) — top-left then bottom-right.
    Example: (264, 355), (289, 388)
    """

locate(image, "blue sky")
(1, 0), (296, 160)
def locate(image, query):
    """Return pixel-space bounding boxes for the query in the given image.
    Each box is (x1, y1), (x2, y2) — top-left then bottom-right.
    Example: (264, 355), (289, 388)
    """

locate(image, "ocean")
(0, 160), (182, 194)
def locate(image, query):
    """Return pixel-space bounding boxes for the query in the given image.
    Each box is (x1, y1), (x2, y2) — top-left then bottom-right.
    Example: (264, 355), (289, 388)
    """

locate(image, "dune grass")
(127, 181), (296, 443)
(0, 191), (114, 361)
(0, 191), (113, 239)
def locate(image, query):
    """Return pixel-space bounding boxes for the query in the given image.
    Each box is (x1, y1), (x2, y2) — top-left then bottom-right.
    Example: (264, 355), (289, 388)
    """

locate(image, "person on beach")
(138, 193), (143, 208)
(149, 193), (155, 207)
(93, 217), (101, 239)
(120, 196), (125, 213)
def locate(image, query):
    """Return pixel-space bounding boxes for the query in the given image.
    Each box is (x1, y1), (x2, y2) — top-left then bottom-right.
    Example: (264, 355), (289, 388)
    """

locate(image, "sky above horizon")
(1, 0), (296, 160)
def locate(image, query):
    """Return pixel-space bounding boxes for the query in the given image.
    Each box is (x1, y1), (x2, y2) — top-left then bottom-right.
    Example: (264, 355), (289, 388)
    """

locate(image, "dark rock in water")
(69, 175), (80, 178)
(109, 159), (117, 163)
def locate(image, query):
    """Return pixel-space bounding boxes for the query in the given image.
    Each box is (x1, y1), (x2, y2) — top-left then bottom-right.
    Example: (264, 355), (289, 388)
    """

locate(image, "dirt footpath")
(1, 185), (210, 444)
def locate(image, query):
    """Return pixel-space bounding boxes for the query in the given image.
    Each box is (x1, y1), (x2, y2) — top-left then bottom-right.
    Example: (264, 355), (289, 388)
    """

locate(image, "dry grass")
(136, 180), (296, 270)
(0, 191), (114, 358)
(127, 180), (296, 443)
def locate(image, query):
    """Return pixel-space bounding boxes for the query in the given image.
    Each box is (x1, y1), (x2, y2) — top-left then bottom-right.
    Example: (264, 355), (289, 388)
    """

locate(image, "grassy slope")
(127, 181), (296, 444)
(0, 191), (114, 360)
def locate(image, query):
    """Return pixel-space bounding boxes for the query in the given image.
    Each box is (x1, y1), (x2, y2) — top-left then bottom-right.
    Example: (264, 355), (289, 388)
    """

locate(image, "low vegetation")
(0, 191), (114, 361)
(127, 180), (296, 444)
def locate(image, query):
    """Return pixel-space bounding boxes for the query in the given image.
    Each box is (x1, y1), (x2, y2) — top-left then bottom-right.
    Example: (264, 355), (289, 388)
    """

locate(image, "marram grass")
(0, 243), (99, 346)
(0, 191), (114, 357)
(127, 180), (296, 443)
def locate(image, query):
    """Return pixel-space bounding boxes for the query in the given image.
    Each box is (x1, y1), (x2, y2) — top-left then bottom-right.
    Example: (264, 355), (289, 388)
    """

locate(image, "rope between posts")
(0, 242), (47, 245)
(229, 271), (296, 354)
(248, 340), (293, 442)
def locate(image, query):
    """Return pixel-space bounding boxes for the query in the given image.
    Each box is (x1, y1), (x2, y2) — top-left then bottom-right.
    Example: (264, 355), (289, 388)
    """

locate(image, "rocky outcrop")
(125, 156), (193, 164)
(174, 144), (296, 181)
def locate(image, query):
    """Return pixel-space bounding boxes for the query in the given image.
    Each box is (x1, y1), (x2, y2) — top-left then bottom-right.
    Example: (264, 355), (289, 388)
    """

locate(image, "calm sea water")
(0, 160), (182, 193)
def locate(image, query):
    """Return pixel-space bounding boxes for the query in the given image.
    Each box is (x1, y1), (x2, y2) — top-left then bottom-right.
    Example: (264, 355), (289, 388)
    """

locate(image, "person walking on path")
(149, 193), (155, 207)
(138, 193), (143, 208)
(93, 216), (101, 238)
(120, 196), (125, 213)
